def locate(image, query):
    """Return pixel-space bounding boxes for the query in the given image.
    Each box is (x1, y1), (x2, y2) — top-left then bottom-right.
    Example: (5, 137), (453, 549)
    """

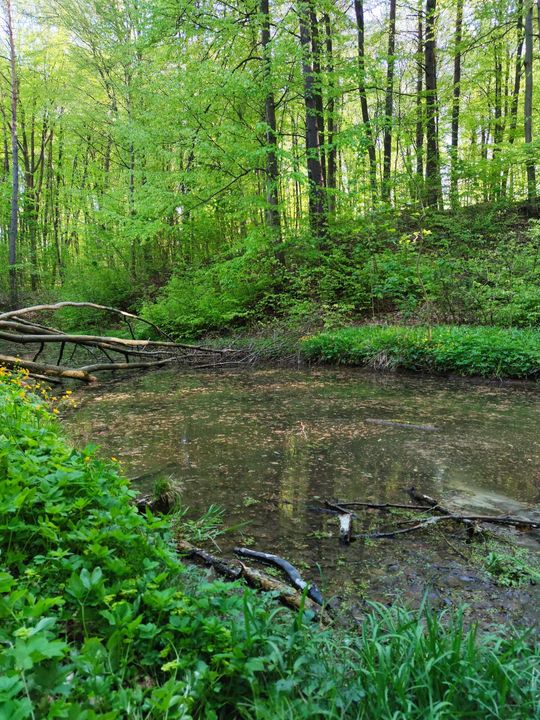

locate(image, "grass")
(1, 367), (539, 718)
(301, 325), (540, 379)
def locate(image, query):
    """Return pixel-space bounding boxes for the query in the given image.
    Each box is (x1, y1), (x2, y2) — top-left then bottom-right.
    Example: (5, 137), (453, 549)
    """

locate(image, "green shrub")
(302, 325), (540, 378)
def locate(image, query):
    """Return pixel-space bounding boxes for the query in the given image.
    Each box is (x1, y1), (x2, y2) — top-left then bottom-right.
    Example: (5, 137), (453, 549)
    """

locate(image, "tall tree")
(415, 0), (424, 192)
(297, 1), (326, 238)
(4, 0), (18, 307)
(354, 0), (377, 201)
(323, 12), (337, 215)
(450, 0), (464, 207)
(259, 0), (282, 251)
(524, 0), (536, 203)
(502, 0), (524, 197)
(424, 0), (442, 208)
(382, 0), (397, 202)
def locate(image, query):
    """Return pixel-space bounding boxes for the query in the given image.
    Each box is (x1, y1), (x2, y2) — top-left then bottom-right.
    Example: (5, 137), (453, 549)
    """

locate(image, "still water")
(67, 368), (540, 625)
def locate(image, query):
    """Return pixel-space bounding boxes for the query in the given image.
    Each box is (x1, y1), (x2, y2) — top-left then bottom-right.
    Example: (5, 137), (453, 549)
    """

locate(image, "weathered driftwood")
(234, 547), (324, 606)
(365, 418), (438, 431)
(324, 501), (354, 544)
(177, 540), (322, 615)
(0, 302), (238, 383)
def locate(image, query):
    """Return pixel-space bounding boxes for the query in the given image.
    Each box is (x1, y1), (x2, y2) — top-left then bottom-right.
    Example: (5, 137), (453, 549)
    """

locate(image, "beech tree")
(0, 0), (539, 299)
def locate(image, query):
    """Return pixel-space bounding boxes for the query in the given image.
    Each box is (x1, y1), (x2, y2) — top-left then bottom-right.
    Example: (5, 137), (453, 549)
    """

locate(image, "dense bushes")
(140, 211), (540, 338)
(302, 325), (540, 378)
(1, 369), (539, 718)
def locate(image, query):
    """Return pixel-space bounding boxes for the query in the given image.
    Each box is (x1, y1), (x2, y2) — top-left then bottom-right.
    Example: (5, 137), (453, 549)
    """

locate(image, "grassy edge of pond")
(2, 367), (540, 719)
(208, 324), (540, 380)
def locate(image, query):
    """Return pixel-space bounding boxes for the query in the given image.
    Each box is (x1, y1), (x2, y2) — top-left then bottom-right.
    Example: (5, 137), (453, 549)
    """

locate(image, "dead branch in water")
(234, 547), (324, 605)
(313, 490), (539, 545)
(177, 540), (323, 616)
(0, 302), (242, 384)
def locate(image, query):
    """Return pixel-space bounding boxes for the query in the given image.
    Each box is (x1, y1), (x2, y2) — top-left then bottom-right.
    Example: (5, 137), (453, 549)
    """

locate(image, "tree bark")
(415, 0), (424, 194)
(298, 1), (327, 239)
(354, 0), (377, 201)
(424, 0), (442, 208)
(308, 0), (326, 188)
(524, 0), (536, 203)
(450, 0), (463, 208)
(5, 0), (18, 308)
(259, 0), (282, 255)
(323, 12), (337, 215)
(382, 0), (397, 202)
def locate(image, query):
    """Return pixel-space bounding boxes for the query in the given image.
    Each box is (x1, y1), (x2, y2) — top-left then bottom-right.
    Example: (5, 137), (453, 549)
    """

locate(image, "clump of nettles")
(484, 549), (540, 587)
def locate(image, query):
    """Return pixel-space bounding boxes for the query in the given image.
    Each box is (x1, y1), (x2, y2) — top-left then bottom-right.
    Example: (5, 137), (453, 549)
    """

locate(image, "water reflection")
(67, 368), (540, 623)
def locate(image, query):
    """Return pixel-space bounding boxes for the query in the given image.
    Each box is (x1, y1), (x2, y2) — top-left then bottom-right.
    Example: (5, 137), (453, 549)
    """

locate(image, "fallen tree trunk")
(234, 547), (324, 605)
(0, 353), (98, 382)
(0, 302), (242, 384)
(177, 540), (323, 616)
(0, 301), (175, 341)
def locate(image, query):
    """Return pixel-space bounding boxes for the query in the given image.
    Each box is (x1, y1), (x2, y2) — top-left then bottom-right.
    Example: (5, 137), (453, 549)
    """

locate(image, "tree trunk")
(354, 0), (377, 201)
(308, 0), (326, 188)
(5, 0), (18, 308)
(424, 0), (442, 208)
(502, 0), (524, 197)
(450, 0), (463, 208)
(382, 0), (397, 202)
(260, 0), (282, 255)
(524, 0), (536, 203)
(298, 1), (327, 239)
(415, 0), (424, 194)
(323, 12), (337, 215)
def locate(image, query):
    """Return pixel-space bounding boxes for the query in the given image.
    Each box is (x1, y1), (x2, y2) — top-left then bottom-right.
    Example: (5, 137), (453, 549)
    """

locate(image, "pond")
(66, 367), (540, 628)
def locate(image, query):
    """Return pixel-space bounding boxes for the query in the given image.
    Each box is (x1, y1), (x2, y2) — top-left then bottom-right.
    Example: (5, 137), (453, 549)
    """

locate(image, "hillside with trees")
(0, 0), (539, 340)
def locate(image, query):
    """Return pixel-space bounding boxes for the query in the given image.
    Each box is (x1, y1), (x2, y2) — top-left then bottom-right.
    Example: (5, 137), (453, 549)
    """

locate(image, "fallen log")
(0, 302), (242, 384)
(0, 301), (175, 342)
(365, 418), (438, 431)
(234, 547), (324, 606)
(0, 353), (98, 383)
(177, 540), (322, 616)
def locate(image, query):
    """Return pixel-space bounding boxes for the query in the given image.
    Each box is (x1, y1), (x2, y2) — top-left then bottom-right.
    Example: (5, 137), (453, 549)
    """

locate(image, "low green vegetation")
(141, 210), (540, 340)
(1, 369), (539, 719)
(301, 325), (540, 379)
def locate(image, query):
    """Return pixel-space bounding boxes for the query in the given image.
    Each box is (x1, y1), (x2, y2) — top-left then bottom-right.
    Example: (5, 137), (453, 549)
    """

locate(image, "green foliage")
(302, 325), (540, 378)
(138, 211), (540, 339)
(142, 249), (281, 338)
(1, 369), (539, 718)
(483, 550), (540, 588)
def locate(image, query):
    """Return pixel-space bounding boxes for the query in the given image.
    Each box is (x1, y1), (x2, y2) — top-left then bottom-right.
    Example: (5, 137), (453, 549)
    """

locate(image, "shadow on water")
(66, 367), (540, 628)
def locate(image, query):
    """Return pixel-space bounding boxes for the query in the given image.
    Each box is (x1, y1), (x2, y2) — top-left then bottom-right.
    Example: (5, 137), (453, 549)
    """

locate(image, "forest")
(1, 0), (540, 340)
(1, 1), (540, 719)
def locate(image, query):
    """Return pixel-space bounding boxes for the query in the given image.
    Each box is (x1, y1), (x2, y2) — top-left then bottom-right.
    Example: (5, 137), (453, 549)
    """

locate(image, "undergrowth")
(302, 325), (540, 378)
(1, 368), (539, 718)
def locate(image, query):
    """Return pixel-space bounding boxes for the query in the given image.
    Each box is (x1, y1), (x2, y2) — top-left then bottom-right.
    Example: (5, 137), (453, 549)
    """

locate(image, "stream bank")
(66, 366), (540, 630)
